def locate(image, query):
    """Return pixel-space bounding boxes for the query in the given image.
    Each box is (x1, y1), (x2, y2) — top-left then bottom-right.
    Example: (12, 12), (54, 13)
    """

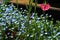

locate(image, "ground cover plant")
(0, 0), (60, 40)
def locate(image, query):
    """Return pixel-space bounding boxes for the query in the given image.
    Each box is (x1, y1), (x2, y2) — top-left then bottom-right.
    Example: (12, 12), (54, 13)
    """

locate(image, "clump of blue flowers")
(0, 4), (60, 40)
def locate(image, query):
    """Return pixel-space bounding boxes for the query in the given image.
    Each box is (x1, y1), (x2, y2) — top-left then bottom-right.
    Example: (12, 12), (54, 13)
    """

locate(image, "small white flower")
(53, 30), (56, 33)
(49, 15), (52, 17)
(15, 13), (18, 16)
(24, 10), (27, 12)
(29, 20), (32, 24)
(11, 36), (13, 38)
(40, 34), (43, 36)
(3, 28), (6, 30)
(41, 28), (43, 30)
(5, 5), (7, 6)
(41, 14), (44, 17)
(27, 34), (29, 37)
(20, 29), (22, 30)
(38, 26), (40, 28)
(32, 13), (35, 15)
(48, 36), (51, 39)
(46, 22), (49, 25)
(46, 14), (48, 16)
(20, 8), (23, 10)
(1, 4), (4, 6)
(22, 12), (25, 14)
(11, 28), (14, 30)
(24, 16), (27, 18)
(45, 32), (47, 34)
(42, 17), (45, 19)
(2, 8), (5, 10)
(37, 18), (40, 20)
(12, 18), (16, 22)
(36, 20), (39, 23)
(59, 26), (60, 28)
(43, 20), (45, 22)
(32, 28), (35, 31)
(30, 35), (34, 37)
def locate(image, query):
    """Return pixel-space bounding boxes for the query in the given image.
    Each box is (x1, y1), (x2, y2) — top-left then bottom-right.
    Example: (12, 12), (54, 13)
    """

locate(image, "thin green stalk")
(44, 0), (47, 4)
(29, 0), (32, 12)
(43, 11), (47, 32)
(27, 0), (32, 21)
(16, 0), (18, 9)
(34, 0), (37, 13)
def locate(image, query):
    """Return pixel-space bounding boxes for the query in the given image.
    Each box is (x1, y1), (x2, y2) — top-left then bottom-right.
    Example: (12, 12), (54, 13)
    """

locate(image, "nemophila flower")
(6, 7), (13, 13)
(39, 3), (51, 11)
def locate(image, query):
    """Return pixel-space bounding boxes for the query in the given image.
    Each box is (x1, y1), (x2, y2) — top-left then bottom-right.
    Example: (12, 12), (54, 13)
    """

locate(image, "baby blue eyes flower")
(12, 18), (16, 22)
(21, 30), (24, 33)
(0, 22), (6, 26)
(6, 7), (12, 13)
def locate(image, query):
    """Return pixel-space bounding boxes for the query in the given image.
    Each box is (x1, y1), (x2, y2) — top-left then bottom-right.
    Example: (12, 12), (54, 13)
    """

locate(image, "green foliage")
(3, 0), (10, 4)
(0, 0), (60, 40)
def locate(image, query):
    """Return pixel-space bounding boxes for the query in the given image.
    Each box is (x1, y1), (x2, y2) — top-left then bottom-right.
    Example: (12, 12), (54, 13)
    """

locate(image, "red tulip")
(39, 3), (51, 11)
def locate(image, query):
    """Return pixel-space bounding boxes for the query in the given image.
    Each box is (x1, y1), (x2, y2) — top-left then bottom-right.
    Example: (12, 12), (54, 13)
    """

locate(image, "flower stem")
(34, 0), (37, 13)
(44, 0), (47, 4)
(16, 0), (18, 9)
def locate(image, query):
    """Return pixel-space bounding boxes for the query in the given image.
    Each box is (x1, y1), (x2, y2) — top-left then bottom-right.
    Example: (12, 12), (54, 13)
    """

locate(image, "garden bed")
(0, 0), (60, 40)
